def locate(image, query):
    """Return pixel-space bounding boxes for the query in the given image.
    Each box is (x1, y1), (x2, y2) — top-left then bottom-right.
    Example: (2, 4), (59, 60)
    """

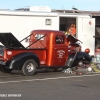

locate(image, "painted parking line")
(0, 74), (100, 84)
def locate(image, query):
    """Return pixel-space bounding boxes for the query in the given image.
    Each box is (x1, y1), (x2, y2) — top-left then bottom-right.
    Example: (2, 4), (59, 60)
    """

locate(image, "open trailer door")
(76, 17), (95, 56)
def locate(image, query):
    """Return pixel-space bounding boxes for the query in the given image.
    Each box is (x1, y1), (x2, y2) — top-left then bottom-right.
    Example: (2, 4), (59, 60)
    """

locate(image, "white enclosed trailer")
(0, 10), (95, 55)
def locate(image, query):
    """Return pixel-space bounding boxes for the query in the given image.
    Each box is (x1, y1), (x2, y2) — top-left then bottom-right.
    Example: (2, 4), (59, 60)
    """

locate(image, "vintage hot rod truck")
(0, 30), (91, 76)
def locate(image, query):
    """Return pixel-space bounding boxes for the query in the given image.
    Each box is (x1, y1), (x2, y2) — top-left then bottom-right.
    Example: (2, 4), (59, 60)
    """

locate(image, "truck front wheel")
(0, 65), (12, 73)
(21, 59), (37, 76)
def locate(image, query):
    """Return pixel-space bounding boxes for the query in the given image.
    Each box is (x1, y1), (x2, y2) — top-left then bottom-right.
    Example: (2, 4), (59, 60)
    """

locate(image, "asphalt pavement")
(0, 69), (100, 100)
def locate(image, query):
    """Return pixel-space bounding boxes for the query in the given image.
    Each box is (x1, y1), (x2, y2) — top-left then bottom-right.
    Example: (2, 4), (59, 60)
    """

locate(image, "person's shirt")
(68, 27), (76, 36)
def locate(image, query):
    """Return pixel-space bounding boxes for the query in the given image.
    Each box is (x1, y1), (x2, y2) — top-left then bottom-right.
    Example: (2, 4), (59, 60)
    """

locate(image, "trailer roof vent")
(29, 6), (51, 12)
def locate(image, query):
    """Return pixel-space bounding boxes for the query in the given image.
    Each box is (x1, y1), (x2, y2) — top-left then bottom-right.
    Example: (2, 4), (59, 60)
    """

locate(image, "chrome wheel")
(21, 59), (38, 76)
(26, 63), (34, 72)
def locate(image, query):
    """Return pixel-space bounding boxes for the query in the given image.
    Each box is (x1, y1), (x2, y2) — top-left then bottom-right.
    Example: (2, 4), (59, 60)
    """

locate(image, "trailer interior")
(59, 17), (76, 33)
(93, 16), (100, 50)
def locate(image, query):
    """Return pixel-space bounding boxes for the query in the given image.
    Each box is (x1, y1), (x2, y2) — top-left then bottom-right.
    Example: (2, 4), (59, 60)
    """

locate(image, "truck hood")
(66, 34), (82, 44)
(0, 33), (25, 49)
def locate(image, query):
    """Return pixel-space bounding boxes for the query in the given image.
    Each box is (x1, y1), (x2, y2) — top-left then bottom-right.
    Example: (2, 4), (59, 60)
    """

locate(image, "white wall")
(0, 15), (58, 47)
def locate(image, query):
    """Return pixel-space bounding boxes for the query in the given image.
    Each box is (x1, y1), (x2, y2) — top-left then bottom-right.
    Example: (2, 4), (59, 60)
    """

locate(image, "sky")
(0, 0), (100, 11)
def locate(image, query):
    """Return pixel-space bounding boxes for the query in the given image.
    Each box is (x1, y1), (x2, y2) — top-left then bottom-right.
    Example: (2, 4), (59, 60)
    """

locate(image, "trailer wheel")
(21, 59), (37, 76)
(0, 65), (12, 73)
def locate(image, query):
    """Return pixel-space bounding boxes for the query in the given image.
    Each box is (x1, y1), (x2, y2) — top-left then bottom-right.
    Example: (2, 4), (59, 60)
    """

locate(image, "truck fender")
(9, 52), (40, 70)
(66, 52), (92, 67)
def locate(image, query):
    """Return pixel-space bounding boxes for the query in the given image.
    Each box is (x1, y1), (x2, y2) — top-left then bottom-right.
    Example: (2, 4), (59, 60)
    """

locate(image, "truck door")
(53, 35), (68, 66)
(76, 17), (95, 56)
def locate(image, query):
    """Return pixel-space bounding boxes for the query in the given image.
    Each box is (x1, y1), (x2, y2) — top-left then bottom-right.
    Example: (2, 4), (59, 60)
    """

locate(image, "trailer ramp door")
(77, 17), (95, 55)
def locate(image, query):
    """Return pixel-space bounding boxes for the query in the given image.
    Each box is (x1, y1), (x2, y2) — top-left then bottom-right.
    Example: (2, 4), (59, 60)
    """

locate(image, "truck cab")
(29, 30), (69, 67)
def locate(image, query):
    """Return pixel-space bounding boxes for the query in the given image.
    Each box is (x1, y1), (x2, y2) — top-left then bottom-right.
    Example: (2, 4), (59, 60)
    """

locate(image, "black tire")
(21, 59), (38, 76)
(0, 65), (12, 73)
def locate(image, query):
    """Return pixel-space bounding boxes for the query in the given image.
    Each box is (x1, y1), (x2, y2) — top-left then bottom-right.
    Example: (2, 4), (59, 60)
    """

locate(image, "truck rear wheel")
(21, 59), (37, 76)
(0, 65), (12, 73)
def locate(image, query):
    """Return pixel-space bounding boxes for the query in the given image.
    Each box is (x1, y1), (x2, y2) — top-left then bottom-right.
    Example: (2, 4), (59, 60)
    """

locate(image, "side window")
(35, 34), (44, 40)
(55, 35), (64, 44)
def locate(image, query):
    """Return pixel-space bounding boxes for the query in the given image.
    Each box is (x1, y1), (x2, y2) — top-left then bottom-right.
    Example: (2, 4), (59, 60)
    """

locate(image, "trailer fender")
(66, 52), (92, 67)
(9, 52), (40, 70)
